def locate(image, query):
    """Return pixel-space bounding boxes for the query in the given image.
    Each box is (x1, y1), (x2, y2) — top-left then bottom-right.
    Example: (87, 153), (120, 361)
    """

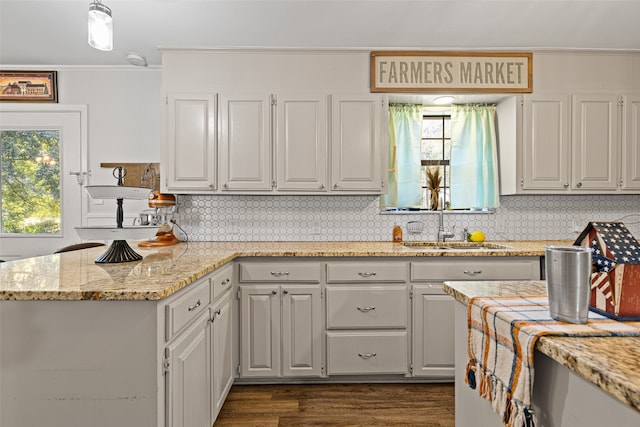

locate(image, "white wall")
(56, 67), (162, 224)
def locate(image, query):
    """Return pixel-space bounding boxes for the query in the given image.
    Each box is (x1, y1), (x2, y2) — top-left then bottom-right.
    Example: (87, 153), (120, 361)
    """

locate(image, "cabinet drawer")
(165, 277), (211, 341)
(410, 257), (540, 281)
(326, 262), (407, 283)
(211, 264), (233, 300)
(326, 286), (408, 329)
(239, 262), (320, 283)
(327, 331), (408, 375)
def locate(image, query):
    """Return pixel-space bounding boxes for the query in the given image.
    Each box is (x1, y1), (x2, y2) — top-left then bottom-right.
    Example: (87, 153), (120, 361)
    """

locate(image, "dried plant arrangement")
(427, 167), (441, 210)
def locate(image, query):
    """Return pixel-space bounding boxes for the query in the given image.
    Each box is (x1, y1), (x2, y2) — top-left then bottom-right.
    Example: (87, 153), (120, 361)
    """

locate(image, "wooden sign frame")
(370, 51), (532, 93)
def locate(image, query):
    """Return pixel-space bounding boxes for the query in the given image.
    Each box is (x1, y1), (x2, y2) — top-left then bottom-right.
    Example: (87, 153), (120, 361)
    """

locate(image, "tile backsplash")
(175, 194), (640, 242)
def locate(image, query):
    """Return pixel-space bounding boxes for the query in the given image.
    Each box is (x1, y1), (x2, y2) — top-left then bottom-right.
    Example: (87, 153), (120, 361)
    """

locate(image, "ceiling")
(1, 0), (640, 68)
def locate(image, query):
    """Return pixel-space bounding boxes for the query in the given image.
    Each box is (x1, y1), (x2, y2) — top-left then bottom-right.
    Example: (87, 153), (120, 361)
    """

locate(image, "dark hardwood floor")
(214, 383), (455, 426)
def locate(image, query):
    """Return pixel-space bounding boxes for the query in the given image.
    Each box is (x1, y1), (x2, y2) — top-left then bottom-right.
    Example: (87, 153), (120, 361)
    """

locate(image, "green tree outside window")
(0, 130), (61, 234)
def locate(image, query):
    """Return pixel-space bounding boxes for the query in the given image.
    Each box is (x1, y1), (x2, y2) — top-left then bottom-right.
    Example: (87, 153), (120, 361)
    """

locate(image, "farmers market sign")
(370, 51), (532, 93)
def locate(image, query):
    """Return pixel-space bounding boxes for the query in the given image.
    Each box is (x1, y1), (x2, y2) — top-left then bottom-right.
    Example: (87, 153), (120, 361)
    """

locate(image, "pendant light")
(88, 0), (113, 51)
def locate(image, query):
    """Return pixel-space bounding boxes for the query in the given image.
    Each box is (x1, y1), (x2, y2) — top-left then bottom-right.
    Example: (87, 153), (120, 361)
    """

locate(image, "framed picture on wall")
(0, 70), (58, 103)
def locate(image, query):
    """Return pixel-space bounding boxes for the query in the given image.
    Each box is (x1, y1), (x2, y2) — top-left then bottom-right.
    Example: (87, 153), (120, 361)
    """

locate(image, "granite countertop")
(443, 280), (640, 413)
(0, 240), (558, 301)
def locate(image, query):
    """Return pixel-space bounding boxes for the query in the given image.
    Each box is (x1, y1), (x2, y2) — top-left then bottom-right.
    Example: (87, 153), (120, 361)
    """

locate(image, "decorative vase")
(430, 189), (440, 211)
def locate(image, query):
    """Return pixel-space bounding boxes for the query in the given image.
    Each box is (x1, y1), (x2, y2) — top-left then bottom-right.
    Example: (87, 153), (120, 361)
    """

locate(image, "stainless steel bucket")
(545, 245), (592, 324)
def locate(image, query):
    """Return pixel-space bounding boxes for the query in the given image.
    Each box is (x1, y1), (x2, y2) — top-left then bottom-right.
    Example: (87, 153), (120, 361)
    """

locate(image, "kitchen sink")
(402, 241), (511, 250)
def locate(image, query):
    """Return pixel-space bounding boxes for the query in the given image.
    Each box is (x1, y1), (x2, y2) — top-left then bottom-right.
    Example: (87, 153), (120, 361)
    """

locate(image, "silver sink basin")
(402, 241), (511, 250)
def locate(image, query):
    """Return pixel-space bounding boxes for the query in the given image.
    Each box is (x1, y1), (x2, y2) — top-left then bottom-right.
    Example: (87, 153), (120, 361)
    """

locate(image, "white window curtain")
(380, 104), (423, 209)
(449, 104), (500, 210)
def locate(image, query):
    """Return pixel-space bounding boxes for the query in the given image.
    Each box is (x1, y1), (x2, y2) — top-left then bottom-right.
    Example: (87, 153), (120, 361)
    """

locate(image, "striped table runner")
(466, 295), (640, 427)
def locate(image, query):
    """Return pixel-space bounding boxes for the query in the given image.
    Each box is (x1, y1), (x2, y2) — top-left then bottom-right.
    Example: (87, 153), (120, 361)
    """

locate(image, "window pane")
(444, 138), (452, 160)
(422, 139), (444, 160)
(444, 117), (451, 138)
(1, 130), (61, 234)
(422, 118), (443, 138)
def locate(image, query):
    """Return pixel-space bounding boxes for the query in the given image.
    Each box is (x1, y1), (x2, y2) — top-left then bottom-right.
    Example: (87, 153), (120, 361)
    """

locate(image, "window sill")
(380, 209), (495, 215)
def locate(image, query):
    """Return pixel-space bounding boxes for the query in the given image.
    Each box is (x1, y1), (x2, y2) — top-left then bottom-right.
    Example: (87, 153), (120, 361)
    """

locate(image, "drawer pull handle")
(188, 300), (201, 311)
(463, 270), (482, 276)
(270, 271), (290, 277)
(357, 306), (375, 312)
(221, 278), (230, 286)
(358, 272), (377, 277)
(358, 352), (377, 359)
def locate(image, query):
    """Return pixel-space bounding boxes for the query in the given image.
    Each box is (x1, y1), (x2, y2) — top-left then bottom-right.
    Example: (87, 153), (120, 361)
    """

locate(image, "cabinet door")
(239, 285), (281, 377)
(331, 94), (385, 192)
(165, 311), (211, 427)
(276, 93), (328, 191)
(572, 93), (619, 191)
(165, 93), (217, 192)
(412, 284), (455, 379)
(219, 94), (272, 191)
(522, 93), (571, 190)
(281, 285), (323, 377)
(622, 94), (640, 190)
(211, 292), (233, 423)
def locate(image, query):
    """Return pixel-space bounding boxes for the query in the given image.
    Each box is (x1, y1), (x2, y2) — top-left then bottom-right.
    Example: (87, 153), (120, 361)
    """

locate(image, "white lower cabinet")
(327, 331), (408, 375)
(238, 256), (541, 382)
(410, 257), (541, 380)
(165, 264), (234, 427)
(211, 291), (234, 421)
(166, 310), (211, 427)
(411, 284), (455, 378)
(324, 261), (410, 376)
(238, 261), (323, 379)
(239, 285), (281, 377)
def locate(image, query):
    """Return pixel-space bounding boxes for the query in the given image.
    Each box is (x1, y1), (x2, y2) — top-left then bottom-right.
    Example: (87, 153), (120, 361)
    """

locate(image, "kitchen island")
(444, 280), (640, 427)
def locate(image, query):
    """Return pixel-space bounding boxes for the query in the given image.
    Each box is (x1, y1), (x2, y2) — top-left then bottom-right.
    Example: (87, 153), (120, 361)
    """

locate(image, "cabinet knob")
(271, 290), (277, 295)
(319, 184), (325, 189)
(576, 182), (582, 188)
(334, 183), (339, 189)
(283, 289), (289, 295)
(563, 183), (569, 188)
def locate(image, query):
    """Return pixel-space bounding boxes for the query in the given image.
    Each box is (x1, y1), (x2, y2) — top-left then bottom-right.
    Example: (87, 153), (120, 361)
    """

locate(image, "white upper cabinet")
(165, 93), (217, 192)
(571, 93), (619, 191)
(521, 93), (571, 190)
(219, 94), (272, 191)
(161, 50), (388, 195)
(331, 94), (385, 192)
(276, 93), (328, 192)
(513, 92), (638, 194)
(622, 94), (640, 190)
(499, 52), (640, 195)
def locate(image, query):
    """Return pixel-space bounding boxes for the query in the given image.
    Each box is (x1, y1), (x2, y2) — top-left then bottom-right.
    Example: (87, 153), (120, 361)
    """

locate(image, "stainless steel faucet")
(437, 209), (455, 243)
